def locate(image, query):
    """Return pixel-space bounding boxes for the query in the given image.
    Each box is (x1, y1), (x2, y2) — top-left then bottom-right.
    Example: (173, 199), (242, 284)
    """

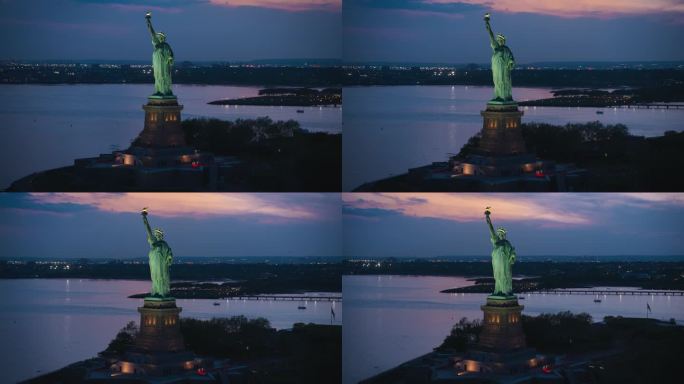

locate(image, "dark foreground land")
(183, 117), (341, 191)
(27, 317), (341, 384)
(208, 87), (342, 106)
(368, 313), (682, 384)
(7, 117), (341, 192)
(355, 122), (684, 192)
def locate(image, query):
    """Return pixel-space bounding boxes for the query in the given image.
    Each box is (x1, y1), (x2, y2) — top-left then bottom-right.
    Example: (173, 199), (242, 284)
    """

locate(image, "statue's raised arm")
(145, 12), (159, 45)
(484, 14), (498, 50)
(142, 208), (154, 245)
(485, 208), (496, 242)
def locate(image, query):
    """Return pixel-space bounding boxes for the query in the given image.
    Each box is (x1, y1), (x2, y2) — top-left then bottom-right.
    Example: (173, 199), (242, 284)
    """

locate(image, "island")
(518, 85), (684, 108)
(208, 87), (341, 107)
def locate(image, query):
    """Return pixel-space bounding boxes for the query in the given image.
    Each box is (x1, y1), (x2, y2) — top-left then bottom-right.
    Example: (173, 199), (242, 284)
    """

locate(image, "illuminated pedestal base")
(112, 298), (210, 378)
(452, 103), (553, 179)
(136, 298), (185, 352)
(459, 297), (540, 376)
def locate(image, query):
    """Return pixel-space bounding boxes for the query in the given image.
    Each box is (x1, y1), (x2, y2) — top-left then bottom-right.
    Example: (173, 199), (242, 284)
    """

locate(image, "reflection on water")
(343, 86), (684, 190)
(342, 275), (684, 384)
(0, 84), (342, 188)
(0, 279), (342, 383)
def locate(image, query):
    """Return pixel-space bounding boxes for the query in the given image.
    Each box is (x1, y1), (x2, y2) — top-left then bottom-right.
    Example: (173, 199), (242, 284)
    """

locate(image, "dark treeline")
(343, 67), (684, 87)
(4, 64), (683, 88)
(4, 260), (683, 291)
(177, 317), (341, 384)
(0, 262), (344, 293)
(345, 260), (684, 290)
(1, 65), (343, 86)
(182, 117), (341, 191)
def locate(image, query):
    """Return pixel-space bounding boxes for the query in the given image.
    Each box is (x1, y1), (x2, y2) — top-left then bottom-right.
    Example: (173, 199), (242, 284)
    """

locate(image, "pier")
(226, 295), (341, 302)
(618, 104), (684, 110)
(527, 289), (684, 296)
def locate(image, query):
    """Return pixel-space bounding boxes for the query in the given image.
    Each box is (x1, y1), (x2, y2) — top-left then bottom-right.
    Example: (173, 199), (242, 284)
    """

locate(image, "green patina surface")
(485, 209), (516, 297)
(484, 14), (515, 103)
(142, 210), (173, 298)
(145, 13), (174, 97)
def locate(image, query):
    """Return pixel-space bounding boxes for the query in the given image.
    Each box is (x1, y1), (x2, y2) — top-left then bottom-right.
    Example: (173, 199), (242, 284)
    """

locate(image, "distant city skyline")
(0, 0), (341, 61)
(344, 0), (683, 63)
(0, 193), (342, 259)
(343, 193), (684, 258)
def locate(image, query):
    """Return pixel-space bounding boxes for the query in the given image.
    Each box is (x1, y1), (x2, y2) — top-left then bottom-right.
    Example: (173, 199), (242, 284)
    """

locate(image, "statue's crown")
(154, 228), (164, 237)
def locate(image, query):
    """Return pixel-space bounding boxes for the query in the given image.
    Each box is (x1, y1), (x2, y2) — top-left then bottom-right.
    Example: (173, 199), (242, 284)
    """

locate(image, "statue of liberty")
(484, 13), (515, 102)
(484, 207), (516, 297)
(141, 208), (173, 297)
(145, 12), (174, 97)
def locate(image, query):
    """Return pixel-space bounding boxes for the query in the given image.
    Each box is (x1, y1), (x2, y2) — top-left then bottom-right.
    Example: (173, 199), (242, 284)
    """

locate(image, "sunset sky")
(343, 193), (684, 258)
(344, 0), (683, 63)
(0, 0), (341, 61)
(0, 193), (342, 259)
(1, 192), (683, 259)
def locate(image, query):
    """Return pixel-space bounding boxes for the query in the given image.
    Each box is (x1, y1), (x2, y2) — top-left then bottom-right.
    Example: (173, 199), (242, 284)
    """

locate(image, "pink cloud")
(427, 0), (684, 18)
(27, 193), (321, 221)
(209, 0), (340, 12)
(343, 193), (591, 225)
(106, 4), (184, 14)
(344, 193), (684, 226)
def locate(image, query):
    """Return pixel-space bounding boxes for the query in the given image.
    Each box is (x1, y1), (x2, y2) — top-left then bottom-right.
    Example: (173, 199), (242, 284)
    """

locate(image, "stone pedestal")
(135, 298), (185, 352)
(478, 103), (526, 155)
(134, 96), (186, 148)
(478, 296), (526, 351)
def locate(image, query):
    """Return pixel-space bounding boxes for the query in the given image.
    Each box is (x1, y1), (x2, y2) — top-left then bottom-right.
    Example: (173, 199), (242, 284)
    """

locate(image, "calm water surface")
(0, 84), (341, 188)
(343, 86), (684, 190)
(0, 279), (342, 383)
(342, 275), (684, 384)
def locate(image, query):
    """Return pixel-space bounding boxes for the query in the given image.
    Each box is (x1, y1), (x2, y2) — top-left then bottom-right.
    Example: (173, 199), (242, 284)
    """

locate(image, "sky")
(343, 193), (684, 258)
(0, 193), (342, 259)
(0, 0), (341, 61)
(344, 0), (684, 63)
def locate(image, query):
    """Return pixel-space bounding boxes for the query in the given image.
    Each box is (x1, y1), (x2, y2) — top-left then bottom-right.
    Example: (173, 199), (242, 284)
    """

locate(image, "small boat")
(596, 110), (604, 114)
(518, 296), (526, 300)
(296, 109), (305, 113)
(213, 302), (220, 306)
(297, 305), (307, 310)
(593, 298), (602, 303)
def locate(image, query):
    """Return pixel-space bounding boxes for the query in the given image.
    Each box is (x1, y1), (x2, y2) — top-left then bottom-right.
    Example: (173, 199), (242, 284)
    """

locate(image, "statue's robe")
(490, 237), (516, 296)
(148, 239), (173, 297)
(491, 44), (514, 101)
(151, 39), (173, 96)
